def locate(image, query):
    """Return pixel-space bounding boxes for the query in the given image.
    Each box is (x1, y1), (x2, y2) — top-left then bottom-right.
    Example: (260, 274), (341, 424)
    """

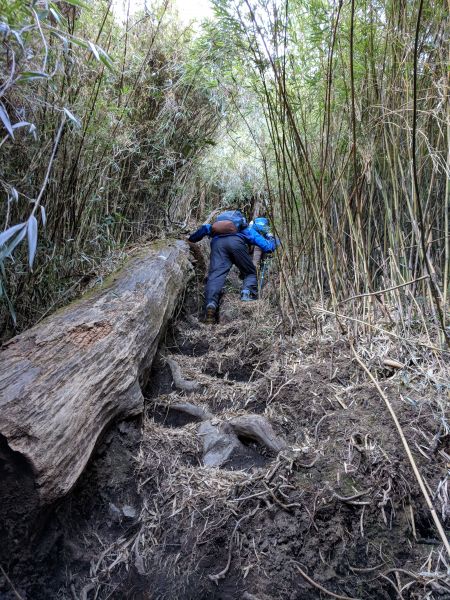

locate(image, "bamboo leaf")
(11, 29), (25, 49)
(18, 71), (50, 82)
(49, 7), (63, 25)
(29, 123), (37, 140)
(51, 31), (69, 52)
(40, 206), (47, 227)
(27, 216), (38, 269)
(12, 120), (34, 131)
(69, 37), (89, 49)
(9, 188), (19, 202)
(0, 103), (14, 138)
(88, 41), (100, 61)
(0, 225), (28, 260)
(97, 47), (114, 71)
(0, 223), (26, 247)
(63, 107), (81, 128)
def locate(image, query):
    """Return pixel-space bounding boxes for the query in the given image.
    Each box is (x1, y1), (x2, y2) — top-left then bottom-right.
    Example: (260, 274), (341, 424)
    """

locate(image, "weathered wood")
(197, 414), (287, 468)
(0, 240), (193, 504)
(198, 419), (243, 467)
(167, 400), (213, 421)
(229, 414), (287, 452)
(166, 356), (201, 392)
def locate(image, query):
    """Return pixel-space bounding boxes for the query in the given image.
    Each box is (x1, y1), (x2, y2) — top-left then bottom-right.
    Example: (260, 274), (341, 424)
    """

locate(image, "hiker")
(249, 217), (273, 270)
(188, 210), (279, 323)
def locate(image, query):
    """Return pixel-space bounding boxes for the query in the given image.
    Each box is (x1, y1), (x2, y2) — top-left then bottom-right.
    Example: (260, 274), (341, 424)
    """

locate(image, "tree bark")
(0, 240), (193, 505)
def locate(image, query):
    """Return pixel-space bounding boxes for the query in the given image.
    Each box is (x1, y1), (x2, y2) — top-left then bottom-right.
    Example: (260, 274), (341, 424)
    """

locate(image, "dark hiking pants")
(205, 235), (257, 307)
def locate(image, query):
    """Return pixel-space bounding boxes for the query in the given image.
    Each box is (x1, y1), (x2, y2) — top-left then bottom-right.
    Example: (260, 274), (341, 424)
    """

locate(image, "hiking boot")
(241, 289), (256, 302)
(205, 303), (217, 325)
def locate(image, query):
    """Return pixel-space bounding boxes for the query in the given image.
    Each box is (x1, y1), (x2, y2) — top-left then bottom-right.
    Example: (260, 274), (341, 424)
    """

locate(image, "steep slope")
(1, 260), (448, 600)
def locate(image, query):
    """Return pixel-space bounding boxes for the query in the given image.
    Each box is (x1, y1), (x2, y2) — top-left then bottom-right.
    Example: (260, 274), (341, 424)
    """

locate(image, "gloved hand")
(266, 237), (280, 253)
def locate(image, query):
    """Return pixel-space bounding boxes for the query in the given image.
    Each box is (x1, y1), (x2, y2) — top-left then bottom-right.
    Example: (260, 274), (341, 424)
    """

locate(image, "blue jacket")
(188, 224), (279, 253)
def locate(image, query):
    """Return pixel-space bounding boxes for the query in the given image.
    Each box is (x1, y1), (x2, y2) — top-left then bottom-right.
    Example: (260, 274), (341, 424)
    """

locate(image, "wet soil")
(0, 269), (449, 600)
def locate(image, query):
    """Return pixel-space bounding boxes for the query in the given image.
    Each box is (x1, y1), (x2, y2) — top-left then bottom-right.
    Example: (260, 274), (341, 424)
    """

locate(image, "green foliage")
(0, 0), (222, 337)
(199, 0), (449, 344)
(1, 0), (448, 346)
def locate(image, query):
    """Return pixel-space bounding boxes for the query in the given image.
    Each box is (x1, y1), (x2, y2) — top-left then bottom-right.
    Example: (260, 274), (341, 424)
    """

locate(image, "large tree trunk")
(0, 240), (193, 507)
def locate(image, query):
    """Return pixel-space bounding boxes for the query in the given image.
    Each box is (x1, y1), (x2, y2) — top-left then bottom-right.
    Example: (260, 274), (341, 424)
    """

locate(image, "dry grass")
(73, 284), (449, 599)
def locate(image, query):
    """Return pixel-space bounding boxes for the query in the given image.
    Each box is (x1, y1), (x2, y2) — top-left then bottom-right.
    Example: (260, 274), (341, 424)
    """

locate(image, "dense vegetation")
(1, 0), (448, 351)
(0, 3), (449, 597)
(0, 0), (222, 336)
(203, 0), (449, 350)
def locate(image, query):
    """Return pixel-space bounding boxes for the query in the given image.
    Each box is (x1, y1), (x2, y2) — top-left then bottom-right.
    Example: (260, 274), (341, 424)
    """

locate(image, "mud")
(0, 266), (449, 600)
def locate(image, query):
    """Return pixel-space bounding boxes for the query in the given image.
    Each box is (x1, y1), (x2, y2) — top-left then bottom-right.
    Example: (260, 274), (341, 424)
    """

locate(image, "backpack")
(252, 217), (270, 236)
(211, 210), (247, 235)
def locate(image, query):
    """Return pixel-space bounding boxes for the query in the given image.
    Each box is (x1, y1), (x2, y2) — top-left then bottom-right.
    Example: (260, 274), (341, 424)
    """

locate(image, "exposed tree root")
(294, 564), (361, 600)
(208, 505), (260, 584)
(155, 398), (287, 466)
(166, 356), (201, 392)
(229, 414), (287, 452)
(198, 420), (243, 467)
(158, 400), (212, 421)
(197, 414), (286, 467)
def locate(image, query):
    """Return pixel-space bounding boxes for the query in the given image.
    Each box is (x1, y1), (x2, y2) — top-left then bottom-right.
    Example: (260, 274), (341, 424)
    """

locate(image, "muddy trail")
(1, 265), (449, 600)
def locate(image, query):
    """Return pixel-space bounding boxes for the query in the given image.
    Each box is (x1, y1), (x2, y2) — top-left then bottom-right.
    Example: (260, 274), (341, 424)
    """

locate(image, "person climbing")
(249, 217), (274, 291)
(188, 210), (279, 324)
(249, 217), (273, 269)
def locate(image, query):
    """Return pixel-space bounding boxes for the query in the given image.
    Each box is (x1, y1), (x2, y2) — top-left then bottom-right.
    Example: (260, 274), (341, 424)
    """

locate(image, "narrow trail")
(6, 264), (449, 600)
(133, 287), (444, 600)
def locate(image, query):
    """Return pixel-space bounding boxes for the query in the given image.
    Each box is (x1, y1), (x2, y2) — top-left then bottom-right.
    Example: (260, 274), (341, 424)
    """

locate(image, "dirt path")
(1, 268), (449, 600)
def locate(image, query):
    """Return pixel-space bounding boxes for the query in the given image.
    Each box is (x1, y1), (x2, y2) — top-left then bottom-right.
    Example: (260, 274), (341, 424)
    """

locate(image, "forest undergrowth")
(2, 260), (448, 599)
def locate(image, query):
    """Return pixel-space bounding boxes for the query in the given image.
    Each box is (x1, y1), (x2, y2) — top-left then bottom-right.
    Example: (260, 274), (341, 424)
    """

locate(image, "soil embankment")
(0, 257), (448, 600)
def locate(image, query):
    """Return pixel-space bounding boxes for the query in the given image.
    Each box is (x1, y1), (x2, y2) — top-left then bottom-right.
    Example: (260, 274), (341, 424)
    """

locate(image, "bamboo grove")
(1, 0), (449, 351)
(0, 0), (223, 337)
(208, 0), (449, 349)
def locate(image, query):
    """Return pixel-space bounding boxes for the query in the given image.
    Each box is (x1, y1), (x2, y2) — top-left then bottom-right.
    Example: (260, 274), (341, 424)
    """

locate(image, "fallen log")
(0, 240), (193, 506)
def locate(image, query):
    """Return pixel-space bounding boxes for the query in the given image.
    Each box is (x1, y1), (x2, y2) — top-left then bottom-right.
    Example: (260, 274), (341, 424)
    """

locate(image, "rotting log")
(0, 240), (193, 506)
